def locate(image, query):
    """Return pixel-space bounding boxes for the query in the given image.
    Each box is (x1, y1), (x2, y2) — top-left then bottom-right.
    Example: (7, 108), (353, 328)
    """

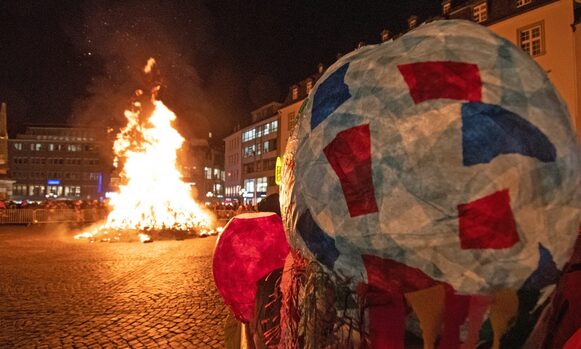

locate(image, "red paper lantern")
(212, 212), (289, 322)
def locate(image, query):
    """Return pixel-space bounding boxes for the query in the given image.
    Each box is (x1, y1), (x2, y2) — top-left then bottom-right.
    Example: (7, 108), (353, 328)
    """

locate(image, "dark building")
(180, 134), (225, 205)
(8, 126), (112, 201)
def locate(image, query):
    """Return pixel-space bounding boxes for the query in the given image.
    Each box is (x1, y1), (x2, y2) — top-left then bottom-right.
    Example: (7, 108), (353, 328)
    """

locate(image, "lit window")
(516, 0), (532, 7)
(306, 80), (313, 94)
(519, 23), (544, 57)
(204, 167), (212, 179)
(242, 129), (256, 142)
(473, 3), (487, 23)
(244, 179), (255, 193)
(13, 143), (22, 151)
(256, 177), (267, 193)
(244, 145), (256, 158)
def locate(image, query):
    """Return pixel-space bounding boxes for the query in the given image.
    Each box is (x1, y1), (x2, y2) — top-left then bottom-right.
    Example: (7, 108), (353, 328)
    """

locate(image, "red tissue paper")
(212, 212), (289, 322)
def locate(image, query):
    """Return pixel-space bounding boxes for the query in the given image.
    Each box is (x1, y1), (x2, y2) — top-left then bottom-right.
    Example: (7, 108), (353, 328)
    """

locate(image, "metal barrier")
(0, 209), (34, 224)
(32, 208), (108, 224)
(0, 208), (108, 225)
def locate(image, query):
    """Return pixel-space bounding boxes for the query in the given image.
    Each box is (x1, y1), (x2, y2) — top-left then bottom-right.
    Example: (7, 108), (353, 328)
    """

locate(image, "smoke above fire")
(67, 0), (246, 140)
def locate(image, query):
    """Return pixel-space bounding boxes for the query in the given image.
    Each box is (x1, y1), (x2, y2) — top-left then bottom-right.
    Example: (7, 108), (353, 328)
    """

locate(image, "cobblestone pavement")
(0, 225), (229, 348)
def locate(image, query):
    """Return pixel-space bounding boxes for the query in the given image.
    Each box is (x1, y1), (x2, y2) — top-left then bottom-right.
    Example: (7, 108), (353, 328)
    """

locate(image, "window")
(262, 123), (270, 136)
(443, 1), (451, 14)
(13, 143), (22, 151)
(288, 112), (298, 132)
(29, 185), (45, 196)
(47, 185), (63, 196)
(244, 179), (255, 193)
(408, 16), (418, 29)
(263, 158), (276, 170)
(204, 167), (212, 179)
(244, 145), (256, 158)
(64, 186), (81, 197)
(67, 144), (81, 152)
(242, 129), (256, 142)
(306, 80), (313, 94)
(516, 0), (532, 7)
(213, 168), (220, 179)
(256, 177), (267, 193)
(519, 23), (544, 57)
(221, 170), (225, 181)
(292, 86), (299, 100)
(13, 184), (27, 196)
(473, 3), (487, 23)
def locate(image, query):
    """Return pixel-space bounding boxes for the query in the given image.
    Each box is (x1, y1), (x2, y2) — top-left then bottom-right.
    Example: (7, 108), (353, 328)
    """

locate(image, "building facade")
(223, 66), (325, 205)
(239, 102), (281, 204)
(224, 129), (242, 203)
(0, 104), (14, 199)
(179, 136), (225, 205)
(8, 126), (111, 201)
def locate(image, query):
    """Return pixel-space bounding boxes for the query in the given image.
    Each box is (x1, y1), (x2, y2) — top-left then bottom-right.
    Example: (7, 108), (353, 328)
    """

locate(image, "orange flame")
(144, 57), (156, 73)
(76, 59), (212, 240)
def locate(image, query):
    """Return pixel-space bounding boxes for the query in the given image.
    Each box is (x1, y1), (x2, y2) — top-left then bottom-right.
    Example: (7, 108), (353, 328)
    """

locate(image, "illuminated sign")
(275, 156), (282, 185)
(47, 179), (61, 185)
(97, 173), (103, 193)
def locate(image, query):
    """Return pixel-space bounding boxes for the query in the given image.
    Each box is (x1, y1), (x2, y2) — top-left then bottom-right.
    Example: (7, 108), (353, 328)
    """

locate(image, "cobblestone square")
(0, 225), (228, 348)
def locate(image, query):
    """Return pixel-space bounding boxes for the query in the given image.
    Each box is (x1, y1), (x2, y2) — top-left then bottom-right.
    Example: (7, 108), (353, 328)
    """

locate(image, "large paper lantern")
(281, 19), (581, 296)
(213, 212), (289, 323)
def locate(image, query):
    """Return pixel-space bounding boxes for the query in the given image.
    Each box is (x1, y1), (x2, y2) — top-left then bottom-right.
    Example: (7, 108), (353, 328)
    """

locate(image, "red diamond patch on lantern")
(458, 189), (519, 249)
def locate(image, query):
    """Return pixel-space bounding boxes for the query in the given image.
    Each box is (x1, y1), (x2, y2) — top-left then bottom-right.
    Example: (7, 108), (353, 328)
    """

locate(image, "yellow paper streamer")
(489, 289), (519, 349)
(404, 284), (446, 349)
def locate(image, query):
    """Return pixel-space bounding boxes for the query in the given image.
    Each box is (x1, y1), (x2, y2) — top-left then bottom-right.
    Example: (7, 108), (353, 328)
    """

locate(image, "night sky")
(0, 0), (445, 139)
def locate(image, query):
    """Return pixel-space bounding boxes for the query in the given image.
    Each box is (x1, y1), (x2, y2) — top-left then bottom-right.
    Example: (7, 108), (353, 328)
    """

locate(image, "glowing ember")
(139, 233), (153, 243)
(76, 58), (212, 241)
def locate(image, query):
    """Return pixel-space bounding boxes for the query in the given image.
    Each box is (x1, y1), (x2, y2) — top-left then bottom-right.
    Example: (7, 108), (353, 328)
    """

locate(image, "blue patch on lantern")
(311, 63), (351, 130)
(461, 102), (556, 166)
(521, 244), (560, 291)
(297, 209), (340, 269)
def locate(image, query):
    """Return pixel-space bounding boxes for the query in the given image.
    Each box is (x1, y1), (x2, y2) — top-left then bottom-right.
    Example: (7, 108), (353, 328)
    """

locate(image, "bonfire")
(76, 58), (213, 242)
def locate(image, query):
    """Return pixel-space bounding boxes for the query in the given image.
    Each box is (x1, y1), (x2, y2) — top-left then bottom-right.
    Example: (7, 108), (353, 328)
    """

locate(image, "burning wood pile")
(76, 58), (213, 242)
